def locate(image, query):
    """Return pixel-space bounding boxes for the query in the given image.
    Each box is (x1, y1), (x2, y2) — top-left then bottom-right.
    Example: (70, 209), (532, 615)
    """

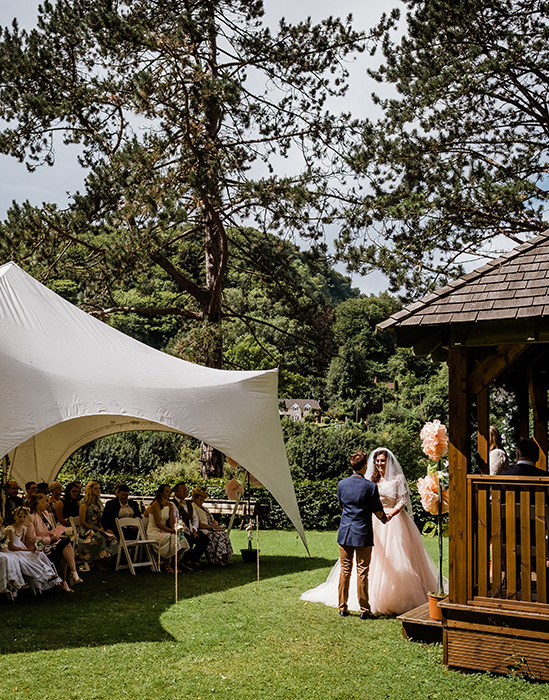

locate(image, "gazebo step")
(397, 602), (442, 643)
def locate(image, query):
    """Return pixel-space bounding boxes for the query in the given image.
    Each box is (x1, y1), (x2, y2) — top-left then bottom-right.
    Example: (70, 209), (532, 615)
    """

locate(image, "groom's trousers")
(338, 544), (372, 613)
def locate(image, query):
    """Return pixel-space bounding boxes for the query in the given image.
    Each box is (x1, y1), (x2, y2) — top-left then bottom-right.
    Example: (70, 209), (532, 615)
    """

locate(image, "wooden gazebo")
(379, 231), (549, 680)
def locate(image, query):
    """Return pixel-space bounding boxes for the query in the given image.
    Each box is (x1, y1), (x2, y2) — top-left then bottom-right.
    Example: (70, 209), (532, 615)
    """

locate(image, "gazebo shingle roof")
(378, 230), (549, 335)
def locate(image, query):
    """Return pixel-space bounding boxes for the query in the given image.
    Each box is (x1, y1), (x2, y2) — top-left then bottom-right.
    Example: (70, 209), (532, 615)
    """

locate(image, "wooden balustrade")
(469, 475), (549, 604)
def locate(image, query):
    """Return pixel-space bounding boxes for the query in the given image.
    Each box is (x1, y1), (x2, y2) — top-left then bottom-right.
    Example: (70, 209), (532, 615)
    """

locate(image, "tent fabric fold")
(0, 262), (307, 548)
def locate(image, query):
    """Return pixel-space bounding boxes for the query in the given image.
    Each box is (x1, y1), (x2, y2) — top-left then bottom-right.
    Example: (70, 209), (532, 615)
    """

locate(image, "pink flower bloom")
(420, 419), (449, 461)
(417, 473), (450, 515)
(225, 478), (244, 501)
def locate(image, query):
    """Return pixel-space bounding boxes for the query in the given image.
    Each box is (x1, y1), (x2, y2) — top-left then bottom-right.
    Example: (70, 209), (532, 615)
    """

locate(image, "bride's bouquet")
(417, 420), (449, 597)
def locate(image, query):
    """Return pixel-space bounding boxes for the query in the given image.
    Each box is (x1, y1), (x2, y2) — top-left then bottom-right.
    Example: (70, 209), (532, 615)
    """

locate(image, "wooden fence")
(469, 475), (549, 603)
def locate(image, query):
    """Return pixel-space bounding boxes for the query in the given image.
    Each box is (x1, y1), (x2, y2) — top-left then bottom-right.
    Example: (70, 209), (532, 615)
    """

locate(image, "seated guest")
(26, 493), (83, 592)
(24, 481), (38, 505)
(501, 438), (547, 476)
(0, 515), (27, 595)
(4, 481), (24, 524)
(5, 506), (62, 592)
(77, 481), (118, 570)
(172, 482), (208, 569)
(147, 484), (188, 572)
(191, 487), (233, 566)
(55, 482), (81, 527)
(49, 481), (63, 506)
(102, 483), (141, 536)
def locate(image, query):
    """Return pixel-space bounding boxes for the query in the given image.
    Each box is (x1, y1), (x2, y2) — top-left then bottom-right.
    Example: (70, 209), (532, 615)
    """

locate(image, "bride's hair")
(365, 447), (413, 514)
(349, 450), (367, 471)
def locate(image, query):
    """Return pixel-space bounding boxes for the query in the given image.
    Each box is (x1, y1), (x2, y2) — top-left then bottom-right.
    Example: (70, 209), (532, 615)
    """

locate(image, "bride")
(301, 447), (437, 615)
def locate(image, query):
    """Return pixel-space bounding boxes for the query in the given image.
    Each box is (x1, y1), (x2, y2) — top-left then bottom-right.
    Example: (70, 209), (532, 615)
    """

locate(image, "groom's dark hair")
(350, 450), (367, 471)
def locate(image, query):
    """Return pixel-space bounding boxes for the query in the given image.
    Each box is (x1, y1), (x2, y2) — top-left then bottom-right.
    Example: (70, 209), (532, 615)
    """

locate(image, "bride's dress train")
(301, 473), (438, 615)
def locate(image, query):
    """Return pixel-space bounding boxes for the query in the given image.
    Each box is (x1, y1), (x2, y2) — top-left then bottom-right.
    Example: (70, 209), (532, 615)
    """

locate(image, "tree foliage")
(0, 0), (365, 347)
(324, 293), (400, 417)
(0, 0), (368, 475)
(341, 0), (549, 295)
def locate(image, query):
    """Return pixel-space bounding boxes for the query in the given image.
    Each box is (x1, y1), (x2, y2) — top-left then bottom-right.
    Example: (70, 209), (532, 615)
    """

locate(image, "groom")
(337, 450), (388, 619)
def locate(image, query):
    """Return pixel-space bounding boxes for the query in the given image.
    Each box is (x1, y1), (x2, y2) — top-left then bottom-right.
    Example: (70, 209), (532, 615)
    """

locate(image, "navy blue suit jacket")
(500, 461), (547, 477)
(337, 474), (384, 548)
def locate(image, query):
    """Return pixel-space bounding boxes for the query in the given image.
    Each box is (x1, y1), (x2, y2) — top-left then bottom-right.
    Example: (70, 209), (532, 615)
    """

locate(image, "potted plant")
(240, 519), (259, 563)
(417, 419), (450, 620)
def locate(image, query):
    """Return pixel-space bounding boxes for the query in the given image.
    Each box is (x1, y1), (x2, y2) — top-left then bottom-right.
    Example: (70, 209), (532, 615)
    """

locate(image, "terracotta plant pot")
(428, 593), (446, 621)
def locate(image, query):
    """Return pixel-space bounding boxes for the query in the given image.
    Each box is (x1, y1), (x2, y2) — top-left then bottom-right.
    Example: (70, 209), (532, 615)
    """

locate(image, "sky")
(0, 0), (401, 294)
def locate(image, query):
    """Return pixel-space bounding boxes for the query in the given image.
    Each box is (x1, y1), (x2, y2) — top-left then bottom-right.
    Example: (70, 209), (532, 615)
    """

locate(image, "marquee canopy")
(0, 262), (306, 546)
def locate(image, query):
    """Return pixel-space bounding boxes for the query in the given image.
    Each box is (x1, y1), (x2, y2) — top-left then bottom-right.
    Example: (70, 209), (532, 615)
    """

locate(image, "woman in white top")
(5, 506), (62, 592)
(489, 426), (509, 475)
(146, 484), (188, 572)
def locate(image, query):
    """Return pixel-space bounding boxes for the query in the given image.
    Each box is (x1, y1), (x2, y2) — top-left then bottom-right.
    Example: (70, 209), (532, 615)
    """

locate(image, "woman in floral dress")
(77, 481), (118, 570)
(191, 488), (233, 566)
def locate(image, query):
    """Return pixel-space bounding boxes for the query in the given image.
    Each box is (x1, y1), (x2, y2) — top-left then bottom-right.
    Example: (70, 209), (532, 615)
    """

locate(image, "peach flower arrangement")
(419, 419), (448, 462)
(224, 477), (244, 501)
(417, 419), (449, 514)
(417, 472), (449, 516)
(417, 420), (449, 597)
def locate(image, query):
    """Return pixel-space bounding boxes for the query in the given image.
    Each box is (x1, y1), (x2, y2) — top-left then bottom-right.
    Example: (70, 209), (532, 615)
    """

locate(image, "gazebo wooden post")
(447, 346), (470, 605)
(477, 386), (490, 474)
(515, 379), (530, 442)
(529, 367), (548, 472)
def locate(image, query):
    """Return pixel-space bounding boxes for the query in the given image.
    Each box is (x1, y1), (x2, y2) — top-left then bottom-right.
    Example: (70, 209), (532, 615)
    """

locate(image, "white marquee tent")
(0, 262), (307, 546)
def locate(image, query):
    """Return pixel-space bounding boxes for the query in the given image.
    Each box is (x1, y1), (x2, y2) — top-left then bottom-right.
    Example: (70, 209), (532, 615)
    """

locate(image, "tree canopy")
(341, 0), (549, 295)
(0, 0), (370, 475)
(0, 0), (366, 359)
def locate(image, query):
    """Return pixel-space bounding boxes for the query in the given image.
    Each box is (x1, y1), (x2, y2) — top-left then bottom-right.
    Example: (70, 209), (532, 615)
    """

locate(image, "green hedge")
(59, 469), (443, 534)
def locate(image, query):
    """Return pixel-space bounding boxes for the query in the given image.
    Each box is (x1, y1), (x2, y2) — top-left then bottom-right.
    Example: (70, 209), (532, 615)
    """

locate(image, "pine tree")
(0, 0), (366, 475)
(343, 0), (549, 295)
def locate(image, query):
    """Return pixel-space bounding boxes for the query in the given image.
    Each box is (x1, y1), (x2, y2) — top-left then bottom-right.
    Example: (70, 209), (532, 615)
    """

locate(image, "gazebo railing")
(468, 475), (549, 604)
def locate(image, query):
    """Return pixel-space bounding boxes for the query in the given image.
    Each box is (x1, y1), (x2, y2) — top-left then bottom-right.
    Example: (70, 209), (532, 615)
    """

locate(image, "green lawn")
(1, 531), (546, 700)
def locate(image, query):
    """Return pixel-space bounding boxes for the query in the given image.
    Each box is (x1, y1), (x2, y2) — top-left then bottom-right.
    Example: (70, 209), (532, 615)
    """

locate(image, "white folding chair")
(115, 517), (158, 574)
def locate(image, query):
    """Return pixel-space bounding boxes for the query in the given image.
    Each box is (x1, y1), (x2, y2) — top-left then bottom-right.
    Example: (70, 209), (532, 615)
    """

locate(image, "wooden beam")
(451, 318), (547, 347)
(448, 346), (470, 606)
(516, 379), (530, 442)
(467, 343), (528, 396)
(477, 387), (489, 474)
(529, 367), (548, 471)
(413, 331), (443, 357)
(431, 346), (449, 363)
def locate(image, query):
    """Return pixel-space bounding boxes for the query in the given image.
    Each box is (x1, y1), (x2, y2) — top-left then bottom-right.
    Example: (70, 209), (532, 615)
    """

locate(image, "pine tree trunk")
(200, 442), (225, 478)
(198, 13), (227, 480)
(199, 208), (226, 477)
